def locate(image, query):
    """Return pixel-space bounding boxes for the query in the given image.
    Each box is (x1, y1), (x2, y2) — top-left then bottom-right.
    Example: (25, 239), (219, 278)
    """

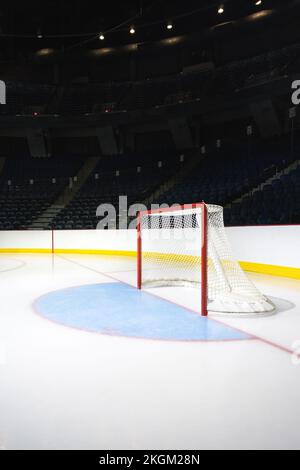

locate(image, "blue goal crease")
(35, 282), (251, 342)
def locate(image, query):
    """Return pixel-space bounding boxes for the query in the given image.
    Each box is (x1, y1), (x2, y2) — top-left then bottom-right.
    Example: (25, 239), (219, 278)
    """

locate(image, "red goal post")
(137, 203), (208, 317)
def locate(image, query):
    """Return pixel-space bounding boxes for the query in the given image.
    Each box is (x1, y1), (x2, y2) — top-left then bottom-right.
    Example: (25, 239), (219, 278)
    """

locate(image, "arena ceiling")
(0, 0), (299, 59)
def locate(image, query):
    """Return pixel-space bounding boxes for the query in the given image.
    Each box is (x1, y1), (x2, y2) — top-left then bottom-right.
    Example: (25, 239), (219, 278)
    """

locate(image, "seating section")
(118, 71), (211, 111)
(0, 135), (300, 230)
(51, 151), (188, 230)
(1, 82), (55, 115)
(225, 165), (300, 226)
(0, 156), (84, 230)
(153, 138), (295, 209)
(48, 135), (300, 229)
(1, 42), (300, 116)
(0, 40), (300, 229)
(59, 82), (131, 115)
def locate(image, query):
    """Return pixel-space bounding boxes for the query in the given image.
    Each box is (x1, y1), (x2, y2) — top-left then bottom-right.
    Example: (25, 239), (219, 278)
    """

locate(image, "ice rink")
(0, 252), (300, 450)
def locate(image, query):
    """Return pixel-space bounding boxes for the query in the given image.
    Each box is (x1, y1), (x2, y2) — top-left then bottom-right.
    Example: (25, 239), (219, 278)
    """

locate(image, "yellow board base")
(0, 248), (52, 254)
(239, 261), (300, 280)
(54, 249), (137, 257)
(0, 248), (299, 280)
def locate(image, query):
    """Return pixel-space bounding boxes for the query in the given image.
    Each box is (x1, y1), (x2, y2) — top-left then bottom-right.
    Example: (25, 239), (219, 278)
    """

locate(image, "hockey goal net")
(137, 203), (274, 316)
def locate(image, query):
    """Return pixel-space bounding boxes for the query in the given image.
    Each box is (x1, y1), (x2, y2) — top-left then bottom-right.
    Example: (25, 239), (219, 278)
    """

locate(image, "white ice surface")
(0, 253), (299, 450)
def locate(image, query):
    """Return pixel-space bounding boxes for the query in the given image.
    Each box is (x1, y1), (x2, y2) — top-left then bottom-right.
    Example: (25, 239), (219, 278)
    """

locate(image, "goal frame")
(137, 202), (208, 316)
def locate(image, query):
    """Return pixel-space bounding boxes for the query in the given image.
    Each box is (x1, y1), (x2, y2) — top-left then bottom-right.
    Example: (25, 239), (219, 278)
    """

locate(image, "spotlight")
(255, 0), (262, 5)
(129, 26), (136, 35)
(167, 21), (173, 30)
(37, 29), (43, 39)
(218, 5), (224, 14)
(99, 33), (105, 41)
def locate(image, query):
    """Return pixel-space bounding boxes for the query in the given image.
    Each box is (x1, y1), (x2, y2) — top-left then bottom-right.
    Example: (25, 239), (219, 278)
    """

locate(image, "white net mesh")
(140, 204), (274, 315)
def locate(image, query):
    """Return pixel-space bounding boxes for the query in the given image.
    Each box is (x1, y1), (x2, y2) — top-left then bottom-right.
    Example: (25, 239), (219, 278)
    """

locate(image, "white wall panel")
(0, 226), (299, 269)
(227, 226), (300, 269)
(0, 231), (52, 250)
(54, 229), (136, 253)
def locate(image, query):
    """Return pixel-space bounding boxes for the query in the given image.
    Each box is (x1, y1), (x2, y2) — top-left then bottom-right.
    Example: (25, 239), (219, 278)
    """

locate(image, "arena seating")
(0, 156), (84, 230)
(1, 82), (55, 115)
(1, 42), (300, 116)
(0, 39), (300, 229)
(51, 150), (187, 230)
(59, 82), (131, 115)
(1, 131), (300, 231)
(0, 135), (299, 230)
(153, 137), (295, 209)
(225, 165), (300, 226)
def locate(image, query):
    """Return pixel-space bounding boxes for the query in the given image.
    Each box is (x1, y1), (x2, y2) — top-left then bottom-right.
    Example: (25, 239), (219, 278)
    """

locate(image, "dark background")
(0, 0), (299, 229)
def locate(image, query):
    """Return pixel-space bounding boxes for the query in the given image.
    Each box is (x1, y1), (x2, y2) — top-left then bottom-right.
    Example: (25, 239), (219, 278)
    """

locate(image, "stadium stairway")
(29, 156), (100, 230)
(224, 158), (300, 225)
(143, 149), (204, 207)
(227, 157), (300, 208)
(29, 204), (65, 230)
